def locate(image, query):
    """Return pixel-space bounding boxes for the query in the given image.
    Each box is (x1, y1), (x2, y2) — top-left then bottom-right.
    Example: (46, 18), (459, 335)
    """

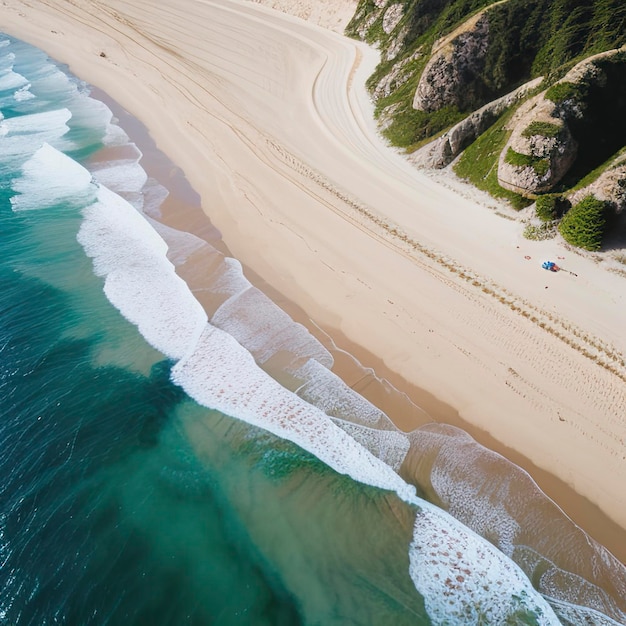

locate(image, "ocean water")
(1, 34), (625, 625)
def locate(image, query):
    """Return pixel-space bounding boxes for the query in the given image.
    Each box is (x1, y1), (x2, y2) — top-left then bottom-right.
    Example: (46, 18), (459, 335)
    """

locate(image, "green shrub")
(545, 81), (580, 103)
(524, 221), (558, 240)
(535, 194), (570, 221)
(533, 158), (550, 176)
(535, 195), (558, 221)
(505, 147), (533, 167)
(521, 121), (561, 138)
(505, 148), (550, 176)
(558, 195), (608, 250)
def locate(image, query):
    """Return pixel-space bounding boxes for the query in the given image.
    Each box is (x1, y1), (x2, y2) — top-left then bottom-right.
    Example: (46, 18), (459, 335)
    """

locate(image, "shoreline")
(103, 89), (626, 564)
(3, 0), (625, 561)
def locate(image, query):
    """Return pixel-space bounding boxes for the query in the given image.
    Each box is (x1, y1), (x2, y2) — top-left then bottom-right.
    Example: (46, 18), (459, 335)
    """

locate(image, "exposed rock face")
(382, 3), (403, 35)
(354, 7), (383, 39)
(373, 48), (422, 101)
(497, 49), (626, 196)
(570, 160), (626, 213)
(348, 0), (626, 239)
(385, 25), (409, 61)
(497, 96), (578, 195)
(413, 13), (489, 113)
(410, 78), (543, 169)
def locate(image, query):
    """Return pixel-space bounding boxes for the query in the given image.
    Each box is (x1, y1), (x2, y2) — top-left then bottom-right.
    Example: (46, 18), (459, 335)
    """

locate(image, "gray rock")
(410, 78), (542, 169)
(373, 47), (422, 100)
(570, 160), (626, 213)
(497, 49), (626, 196)
(413, 14), (489, 112)
(382, 3), (403, 35)
(497, 96), (578, 195)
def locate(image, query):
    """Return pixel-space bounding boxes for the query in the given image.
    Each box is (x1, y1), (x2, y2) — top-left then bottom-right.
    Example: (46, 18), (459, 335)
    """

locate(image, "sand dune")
(4, 0), (625, 540)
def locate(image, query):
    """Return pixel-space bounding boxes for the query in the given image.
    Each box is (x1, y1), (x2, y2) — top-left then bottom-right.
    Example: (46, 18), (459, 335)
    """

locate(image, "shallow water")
(1, 34), (625, 625)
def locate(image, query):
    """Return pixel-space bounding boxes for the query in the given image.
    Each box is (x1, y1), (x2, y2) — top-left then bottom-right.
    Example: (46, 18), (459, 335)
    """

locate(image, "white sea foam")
(141, 178), (170, 218)
(294, 357), (391, 427)
(13, 84), (35, 101)
(78, 184), (207, 361)
(150, 220), (208, 266)
(64, 94), (126, 146)
(418, 425), (523, 557)
(406, 423), (626, 621)
(1, 40), (77, 114)
(208, 256), (251, 298)
(0, 67), (28, 93)
(540, 567), (626, 624)
(171, 324), (417, 500)
(91, 159), (148, 194)
(10, 142), (96, 211)
(409, 502), (561, 624)
(332, 418), (410, 470)
(88, 143), (155, 211)
(1, 37), (128, 153)
(546, 597), (624, 626)
(91, 158), (149, 210)
(210, 261), (333, 369)
(1, 109), (71, 161)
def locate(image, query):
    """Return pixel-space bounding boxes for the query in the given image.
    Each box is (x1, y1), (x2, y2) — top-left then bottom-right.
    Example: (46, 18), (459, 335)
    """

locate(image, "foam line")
(410, 502), (561, 624)
(171, 323), (417, 499)
(11, 142), (95, 211)
(78, 184), (207, 361)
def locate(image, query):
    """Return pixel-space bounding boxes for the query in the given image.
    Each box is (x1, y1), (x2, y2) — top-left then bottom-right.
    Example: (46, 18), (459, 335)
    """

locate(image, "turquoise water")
(1, 34), (625, 625)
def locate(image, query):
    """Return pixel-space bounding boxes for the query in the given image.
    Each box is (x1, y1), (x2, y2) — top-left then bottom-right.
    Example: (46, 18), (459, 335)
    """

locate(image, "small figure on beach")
(542, 261), (560, 272)
(542, 260), (578, 277)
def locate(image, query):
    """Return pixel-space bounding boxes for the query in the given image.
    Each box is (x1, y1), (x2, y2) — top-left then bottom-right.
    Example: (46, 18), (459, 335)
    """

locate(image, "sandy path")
(3, 0), (625, 537)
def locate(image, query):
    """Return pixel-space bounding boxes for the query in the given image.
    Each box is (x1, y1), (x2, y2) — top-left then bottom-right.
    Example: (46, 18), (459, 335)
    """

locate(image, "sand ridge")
(3, 0), (625, 540)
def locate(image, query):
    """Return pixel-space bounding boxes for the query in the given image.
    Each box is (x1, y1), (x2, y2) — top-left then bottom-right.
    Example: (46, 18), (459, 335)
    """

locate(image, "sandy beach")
(4, 0), (625, 559)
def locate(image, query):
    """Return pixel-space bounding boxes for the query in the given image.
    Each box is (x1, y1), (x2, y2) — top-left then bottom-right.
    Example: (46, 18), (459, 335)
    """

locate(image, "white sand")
(4, 0), (625, 533)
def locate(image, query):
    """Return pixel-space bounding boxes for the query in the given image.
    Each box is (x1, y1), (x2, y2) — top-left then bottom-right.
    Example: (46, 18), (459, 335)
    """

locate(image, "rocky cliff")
(347, 0), (626, 249)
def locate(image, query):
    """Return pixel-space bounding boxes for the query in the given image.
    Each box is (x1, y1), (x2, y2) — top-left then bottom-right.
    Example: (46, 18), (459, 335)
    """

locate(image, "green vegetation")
(544, 81), (580, 103)
(535, 194), (558, 221)
(348, 0), (626, 149)
(572, 149), (626, 192)
(504, 148), (550, 176)
(454, 109), (531, 210)
(535, 194), (570, 220)
(558, 195), (608, 250)
(348, 0), (626, 241)
(521, 121), (561, 138)
(524, 221), (558, 240)
(382, 103), (465, 150)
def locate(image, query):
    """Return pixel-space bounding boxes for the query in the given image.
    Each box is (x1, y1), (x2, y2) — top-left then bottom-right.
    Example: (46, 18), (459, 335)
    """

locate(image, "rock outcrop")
(347, 0), (626, 247)
(497, 96), (577, 195)
(497, 48), (626, 197)
(382, 3), (403, 35)
(569, 159), (626, 214)
(373, 48), (422, 101)
(411, 78), (542, 169)
(412, 12), (489, 113)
